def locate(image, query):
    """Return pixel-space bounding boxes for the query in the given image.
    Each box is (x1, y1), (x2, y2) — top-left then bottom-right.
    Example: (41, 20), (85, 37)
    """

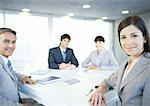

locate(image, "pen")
(86, 88), (94, 96)
(86, 85), (99, 96)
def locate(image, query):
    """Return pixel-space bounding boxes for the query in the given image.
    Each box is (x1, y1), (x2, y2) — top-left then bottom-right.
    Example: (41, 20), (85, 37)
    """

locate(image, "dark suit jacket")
(48, 47), (79, 69)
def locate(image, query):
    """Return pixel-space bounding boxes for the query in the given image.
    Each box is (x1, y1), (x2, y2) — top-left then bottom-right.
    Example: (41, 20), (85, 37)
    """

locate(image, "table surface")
(19, 67), (117, 106)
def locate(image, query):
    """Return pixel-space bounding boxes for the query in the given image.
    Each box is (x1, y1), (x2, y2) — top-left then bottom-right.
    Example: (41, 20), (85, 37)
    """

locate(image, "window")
(5, 13), (49, 72)
(0, 11), (4, 27)
(1, 11), (113, 71)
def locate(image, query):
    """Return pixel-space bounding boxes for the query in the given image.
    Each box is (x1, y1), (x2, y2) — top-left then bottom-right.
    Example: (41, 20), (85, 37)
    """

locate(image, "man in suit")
(0, 28), (36, 106)
(48, 34), (78, 70)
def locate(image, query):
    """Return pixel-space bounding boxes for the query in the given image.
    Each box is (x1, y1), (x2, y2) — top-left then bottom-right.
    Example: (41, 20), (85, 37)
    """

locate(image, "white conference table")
(19, 67), (117, 106)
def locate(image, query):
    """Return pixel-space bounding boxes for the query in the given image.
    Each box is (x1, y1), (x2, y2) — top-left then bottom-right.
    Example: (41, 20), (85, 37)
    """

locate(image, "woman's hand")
(87, 65), (99, 70)
(88, 85), (106, 106)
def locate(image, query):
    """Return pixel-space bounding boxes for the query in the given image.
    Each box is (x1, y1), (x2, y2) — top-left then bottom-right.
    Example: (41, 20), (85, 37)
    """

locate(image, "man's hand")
(59, 63), (76, 70)
(65, 64), (76, 70)
(59, 63), (68, 69)
(22, 76), (36, 85)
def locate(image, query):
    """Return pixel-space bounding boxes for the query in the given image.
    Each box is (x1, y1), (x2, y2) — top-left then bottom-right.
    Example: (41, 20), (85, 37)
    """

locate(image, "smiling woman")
(88, 16), (150, 106)
(82, 36), (118, 69)
(120, 25), (146, 57)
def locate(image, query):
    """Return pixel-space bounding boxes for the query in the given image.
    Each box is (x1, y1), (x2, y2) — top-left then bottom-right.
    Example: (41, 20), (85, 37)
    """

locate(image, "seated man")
(82, 36), (118, 70)
(0, 28), (36, 106)
(48, 34), (79, 70)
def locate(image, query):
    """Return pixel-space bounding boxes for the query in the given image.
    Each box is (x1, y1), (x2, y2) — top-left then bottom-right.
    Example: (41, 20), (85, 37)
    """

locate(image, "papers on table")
(64, 78), (80, 85)
(30, 69), (51, 75)
(36, 76), (61, 84)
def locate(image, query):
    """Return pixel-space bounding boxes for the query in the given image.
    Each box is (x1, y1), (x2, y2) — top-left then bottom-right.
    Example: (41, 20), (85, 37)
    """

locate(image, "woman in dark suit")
(89, 16), (150, 106)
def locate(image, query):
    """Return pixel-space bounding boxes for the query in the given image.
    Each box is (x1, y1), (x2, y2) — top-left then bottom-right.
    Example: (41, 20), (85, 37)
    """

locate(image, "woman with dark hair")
(88, 16), (150, 106)
(82, 36), (118, 70)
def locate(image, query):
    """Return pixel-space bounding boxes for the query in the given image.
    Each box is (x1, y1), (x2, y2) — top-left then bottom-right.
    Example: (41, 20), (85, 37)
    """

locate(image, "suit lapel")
(65, 48), (69, 62)
(116, 61), (127, 91)
(119, 55), (149, 91)
(0, 56), (17, 81)
(58, 47), (64, 62)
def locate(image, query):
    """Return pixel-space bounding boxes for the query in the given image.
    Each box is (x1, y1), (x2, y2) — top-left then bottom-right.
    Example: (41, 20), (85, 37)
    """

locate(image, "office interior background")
(0, 0), (150, 72)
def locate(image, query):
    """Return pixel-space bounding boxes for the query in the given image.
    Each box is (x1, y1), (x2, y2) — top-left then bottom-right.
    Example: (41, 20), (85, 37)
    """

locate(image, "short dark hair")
(118, 16), (150, 53)
(0, 28), (16, 36)
(60, 34), (71, 41)
(94, 36), (105, 42)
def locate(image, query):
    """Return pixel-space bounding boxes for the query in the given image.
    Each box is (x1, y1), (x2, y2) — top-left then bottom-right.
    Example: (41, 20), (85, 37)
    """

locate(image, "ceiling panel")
(0, 0), (150, 20)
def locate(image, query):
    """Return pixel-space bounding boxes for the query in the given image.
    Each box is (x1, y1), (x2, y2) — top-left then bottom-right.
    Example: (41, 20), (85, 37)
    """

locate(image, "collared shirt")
(95, 49), (102, 66)
(60, 47), (66, 54)
(0, 54), (9, 66)
(82, 48), (118, 68)
(0, 54), (16, 71)
(60, 47), (67, 61)
(122, 55), (142, 81)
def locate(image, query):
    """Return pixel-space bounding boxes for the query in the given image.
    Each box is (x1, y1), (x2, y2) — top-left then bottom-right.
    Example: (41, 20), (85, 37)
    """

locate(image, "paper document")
(37, 76), (60, 84)
(30, 69), (51, 75)
(64, 78), (80, 85)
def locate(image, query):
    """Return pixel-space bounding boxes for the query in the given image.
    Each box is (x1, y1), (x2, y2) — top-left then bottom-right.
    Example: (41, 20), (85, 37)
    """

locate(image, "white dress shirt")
(122, 55), (142, 81)
(0, 54), (9, 66)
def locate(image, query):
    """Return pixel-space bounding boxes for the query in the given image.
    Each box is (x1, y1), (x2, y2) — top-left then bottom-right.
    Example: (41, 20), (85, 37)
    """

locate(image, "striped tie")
(7, 60), (17, 81)
(7, 60), (13, 73)
(7, 60), (21, 102)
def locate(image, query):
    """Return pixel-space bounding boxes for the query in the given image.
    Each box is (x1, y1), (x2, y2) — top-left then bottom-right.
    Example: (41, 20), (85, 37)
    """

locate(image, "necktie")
(62, 51), (66, 61)
(7, 60), (22, 102)
(7, 60), (13, 73)
(7, 60), (17, 81)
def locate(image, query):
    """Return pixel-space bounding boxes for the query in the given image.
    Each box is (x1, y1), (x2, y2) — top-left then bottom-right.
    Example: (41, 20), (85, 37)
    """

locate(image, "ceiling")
(0, 0), (150, 20)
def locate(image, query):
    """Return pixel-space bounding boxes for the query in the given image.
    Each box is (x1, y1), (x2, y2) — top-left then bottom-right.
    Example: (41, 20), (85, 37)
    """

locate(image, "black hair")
(0, 28), (16, 37)
(118, 16), (150, 53)
(60, 34), (71, 41)
(94, 36), (105, 42)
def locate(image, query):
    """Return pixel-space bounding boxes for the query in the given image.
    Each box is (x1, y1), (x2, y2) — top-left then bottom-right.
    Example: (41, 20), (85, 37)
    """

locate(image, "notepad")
(64, 78), (80, 85)
(37, 76), (60, 84)
(30, 69), (51, 75)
